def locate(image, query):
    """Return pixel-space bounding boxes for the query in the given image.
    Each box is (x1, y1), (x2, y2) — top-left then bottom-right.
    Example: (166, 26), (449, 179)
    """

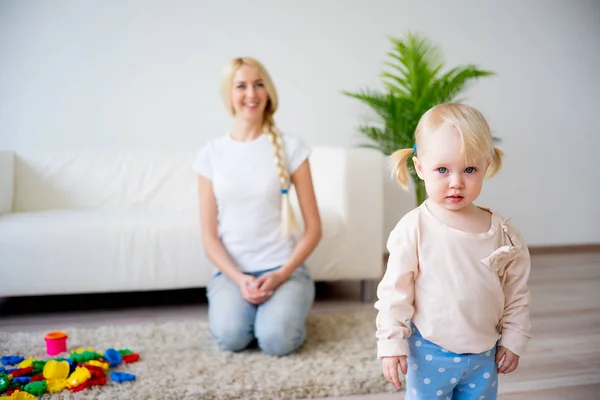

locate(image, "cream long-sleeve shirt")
(375, 201), (532, 359)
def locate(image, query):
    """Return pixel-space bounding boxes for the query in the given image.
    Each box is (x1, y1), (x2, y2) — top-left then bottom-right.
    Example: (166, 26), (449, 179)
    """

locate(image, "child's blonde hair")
(390, 103), (504, 190)
(220, 57), (298, 235)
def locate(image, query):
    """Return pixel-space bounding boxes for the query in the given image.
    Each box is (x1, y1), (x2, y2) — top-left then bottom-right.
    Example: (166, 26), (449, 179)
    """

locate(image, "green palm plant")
(343, 31), (495, 206)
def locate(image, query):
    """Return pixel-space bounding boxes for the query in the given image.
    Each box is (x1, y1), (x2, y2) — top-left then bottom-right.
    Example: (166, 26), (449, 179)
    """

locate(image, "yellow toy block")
(66, 366), (91, 389)
(71, 347), (94, 354)
(17, 358), (34, 369)
(86, 360), (109, 370)
(43, 360), (70, 380)
(46, 378), (68, 393)
(8, 391), (37, 400)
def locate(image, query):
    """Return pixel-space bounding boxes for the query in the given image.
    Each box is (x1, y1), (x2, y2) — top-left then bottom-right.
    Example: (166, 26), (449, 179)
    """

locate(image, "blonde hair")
(390, 102), (504, 189)
(220, 57), (298, 235)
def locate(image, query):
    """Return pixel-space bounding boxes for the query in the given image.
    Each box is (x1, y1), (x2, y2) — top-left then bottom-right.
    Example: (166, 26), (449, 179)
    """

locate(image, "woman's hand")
(254, 270), (286, 295)
(238, 274), (272, 305)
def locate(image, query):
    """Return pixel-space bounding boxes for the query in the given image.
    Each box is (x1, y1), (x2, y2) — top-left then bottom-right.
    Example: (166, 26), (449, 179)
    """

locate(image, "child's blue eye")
(465, 167), (477, 173)
(437, 167), (447, 174)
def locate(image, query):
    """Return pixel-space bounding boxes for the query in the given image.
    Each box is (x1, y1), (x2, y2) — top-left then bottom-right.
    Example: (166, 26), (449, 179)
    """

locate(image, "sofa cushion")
(13, 149), (198, 212)
(0, 209), (205, 296)
(0, 208), (345, 296)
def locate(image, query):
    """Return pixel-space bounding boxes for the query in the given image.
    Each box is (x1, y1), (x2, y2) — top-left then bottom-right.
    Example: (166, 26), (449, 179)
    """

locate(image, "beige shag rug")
(0, 309), (403, 399)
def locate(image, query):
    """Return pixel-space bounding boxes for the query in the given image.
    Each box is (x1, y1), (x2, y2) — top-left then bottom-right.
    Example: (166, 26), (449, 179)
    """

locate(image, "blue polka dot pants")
(405, 326), (498, 400)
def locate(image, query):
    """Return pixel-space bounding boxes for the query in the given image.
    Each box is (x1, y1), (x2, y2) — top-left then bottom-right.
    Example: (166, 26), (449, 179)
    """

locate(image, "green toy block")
(24, 381), (47, 396)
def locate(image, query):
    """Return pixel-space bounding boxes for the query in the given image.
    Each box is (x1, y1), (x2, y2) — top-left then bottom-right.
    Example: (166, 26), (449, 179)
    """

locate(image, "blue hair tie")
(281, 188), (288, 194)
(412, 144), (417, 154)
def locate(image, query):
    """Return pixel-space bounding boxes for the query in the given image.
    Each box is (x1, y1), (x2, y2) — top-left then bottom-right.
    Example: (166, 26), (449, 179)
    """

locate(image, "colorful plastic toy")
(16, 360), (32, 370)
(110, 372), (136, 383)
(1, 344), (140, 398)
(0, 357), (24, 367)
(44, 332), (68, 356)
(3, 390), (37, 400)
(23, 382), (45, 397)
(42, 360), (69, 380)
(10, 368), (33, 378)
(0, 374), (8, 392)
(103, 349), (122, 368)
(69, 350), (102, 364)
(46, 378), (68, 393)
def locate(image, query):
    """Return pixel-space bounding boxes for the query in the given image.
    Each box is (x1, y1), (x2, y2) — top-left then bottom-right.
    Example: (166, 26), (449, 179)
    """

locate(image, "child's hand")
(381, 356), (407, 389)
(496, 346), (520, 374)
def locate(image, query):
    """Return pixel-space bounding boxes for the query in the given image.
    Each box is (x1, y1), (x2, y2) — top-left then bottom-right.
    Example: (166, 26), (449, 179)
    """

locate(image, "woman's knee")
(255, 321), (306, 356)
(207, 275), (256, 352)
(210, 318), (254, 352)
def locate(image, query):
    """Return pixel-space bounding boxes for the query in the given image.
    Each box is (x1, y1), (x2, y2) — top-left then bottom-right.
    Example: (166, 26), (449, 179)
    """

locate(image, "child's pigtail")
(389, 147), (416, 190)
(486, 147), (504, 178)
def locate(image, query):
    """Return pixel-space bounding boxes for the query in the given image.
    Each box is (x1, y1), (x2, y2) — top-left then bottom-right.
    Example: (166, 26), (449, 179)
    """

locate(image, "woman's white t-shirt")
(192, 132), (310, 273)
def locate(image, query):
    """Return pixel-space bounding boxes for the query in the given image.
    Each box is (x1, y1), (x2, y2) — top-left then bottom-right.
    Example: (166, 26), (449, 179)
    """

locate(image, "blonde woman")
(375, 103), (531, 398)
(192, 57), (322, 356)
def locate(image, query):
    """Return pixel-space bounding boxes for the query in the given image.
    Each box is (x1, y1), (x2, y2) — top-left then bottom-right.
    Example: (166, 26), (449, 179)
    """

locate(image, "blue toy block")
(111, 371), (136, 383)
(1, 356), (25, 366)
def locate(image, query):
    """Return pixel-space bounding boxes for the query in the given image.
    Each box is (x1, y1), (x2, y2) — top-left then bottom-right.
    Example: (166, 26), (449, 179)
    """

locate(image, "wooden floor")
(318, 250), (600, 400)
(1, 250), (599, 399)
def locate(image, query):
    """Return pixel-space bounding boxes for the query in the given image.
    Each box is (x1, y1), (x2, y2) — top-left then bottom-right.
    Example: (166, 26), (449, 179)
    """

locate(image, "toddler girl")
(375, 103), (531, 400)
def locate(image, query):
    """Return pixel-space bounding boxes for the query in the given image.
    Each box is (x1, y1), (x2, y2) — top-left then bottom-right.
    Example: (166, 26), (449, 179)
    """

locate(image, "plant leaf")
(342, 30), (497, 161)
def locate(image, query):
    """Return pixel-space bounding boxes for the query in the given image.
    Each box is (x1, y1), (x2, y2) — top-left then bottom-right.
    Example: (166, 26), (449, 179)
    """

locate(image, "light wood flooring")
(1, 250), (599, 399)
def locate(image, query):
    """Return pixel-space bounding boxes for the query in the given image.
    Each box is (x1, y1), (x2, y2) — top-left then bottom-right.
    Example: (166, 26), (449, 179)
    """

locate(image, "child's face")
(414, 123), (488, 212)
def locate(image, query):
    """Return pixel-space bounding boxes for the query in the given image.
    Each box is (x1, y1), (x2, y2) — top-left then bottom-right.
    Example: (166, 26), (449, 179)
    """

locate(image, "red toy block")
(82, 365), (103, 375)
(122, 353), (140, 363)
(88, 374), (107, 386)
(11, 366), (35, 377)
(69, 381), (89, 392)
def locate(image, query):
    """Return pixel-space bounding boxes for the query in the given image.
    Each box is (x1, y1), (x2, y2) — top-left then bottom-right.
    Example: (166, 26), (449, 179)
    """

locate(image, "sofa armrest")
(0, 151), (15, 214)
(305, 147), (385, 280)
(341, 148), (385, 279)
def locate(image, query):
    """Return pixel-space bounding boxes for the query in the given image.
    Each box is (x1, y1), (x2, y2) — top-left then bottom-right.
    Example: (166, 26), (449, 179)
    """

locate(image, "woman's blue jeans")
(207, 265), (315, 356)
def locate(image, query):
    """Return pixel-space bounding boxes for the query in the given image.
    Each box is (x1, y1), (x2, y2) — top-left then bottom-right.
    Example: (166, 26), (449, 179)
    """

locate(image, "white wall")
(1, 0), (599, 246)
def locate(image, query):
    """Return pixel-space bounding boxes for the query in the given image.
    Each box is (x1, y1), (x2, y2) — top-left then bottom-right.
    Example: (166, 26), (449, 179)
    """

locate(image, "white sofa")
(0, 147), (384, 298)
